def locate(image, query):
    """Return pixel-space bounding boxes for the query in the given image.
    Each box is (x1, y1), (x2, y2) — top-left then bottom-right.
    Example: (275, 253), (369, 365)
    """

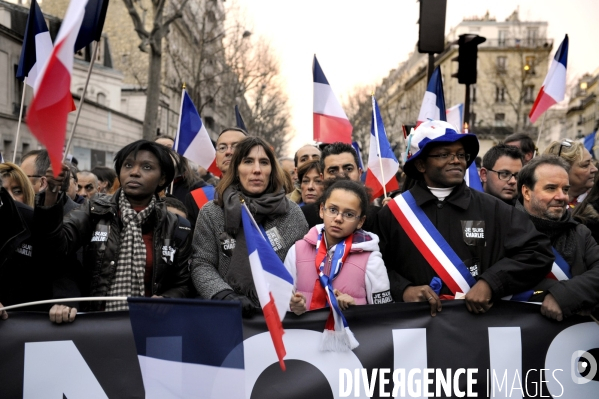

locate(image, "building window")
(495, 86), (506, 103)
(525, 56), (536, 74)
(525, 85), (535, 103)
(495, 113), (506, 126)
(498, 30), (507, 46)
(526, 28), (538, 46)
(97, 93), (106, 106)
(497, 56), (507, 73)
(204, 116), (215, 130)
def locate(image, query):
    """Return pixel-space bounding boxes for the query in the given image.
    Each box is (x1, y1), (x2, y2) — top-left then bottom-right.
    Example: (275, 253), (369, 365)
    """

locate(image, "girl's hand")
(334, 289), (356, 310)
(290, 292), (307, 315)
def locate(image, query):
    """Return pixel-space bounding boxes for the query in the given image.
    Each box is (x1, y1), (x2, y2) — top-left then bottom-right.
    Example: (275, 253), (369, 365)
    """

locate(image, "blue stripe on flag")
(551, 247), (572, 279)
(403, 191), (477, 288)
(467, 164), (483, 192)
(371, 97), (399, 161)
(202, 185), (215, 201)
(554, 35), (568, 67)
(241, 206), (294, 284)
(16, 0), (48, 79)
(428, 67), (447, 120)
(74, 0), (109, 52)
(312, 56), (330, 85)
(176, 91), (203, 156)
(128, 297), (244, 369)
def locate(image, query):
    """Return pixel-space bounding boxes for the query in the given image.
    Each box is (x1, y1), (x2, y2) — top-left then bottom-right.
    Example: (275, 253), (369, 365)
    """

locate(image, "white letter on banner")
(339, 369), (352, 397)
(244, 330), (367, 399)
(23, 341), (108, 399)
(488, 327), (522, 399)
(362, 368), (378, 397)
(392, 329), (427, 398)
(544, 322), (599, 398)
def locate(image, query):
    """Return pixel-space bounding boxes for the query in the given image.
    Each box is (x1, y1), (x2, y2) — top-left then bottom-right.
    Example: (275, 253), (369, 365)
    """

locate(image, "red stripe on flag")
(263, 293), (287, 371)
(313, 113), (352, 144)
(528, 87), (557, 124)
(365, 173), (399, 199)
(388, 200), (461, 294)
(207, 158), (221, 178)
(26, 39), (72, 176)
(546, 273), (558, 281)
(190, 187), (210, 209)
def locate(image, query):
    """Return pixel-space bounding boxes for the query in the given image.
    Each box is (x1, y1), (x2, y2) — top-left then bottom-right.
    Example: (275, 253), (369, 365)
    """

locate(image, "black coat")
(34, 189), (192, 311)
(523, 205), (599, 317)
(374, 181), (554, 301)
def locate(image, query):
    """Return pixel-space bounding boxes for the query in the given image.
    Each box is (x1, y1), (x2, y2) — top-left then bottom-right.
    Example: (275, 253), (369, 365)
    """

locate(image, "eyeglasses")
(322, 207), (361, 221)
(427, 152), (470, 162)
(216, 143), (238, 153)
(557, 140), (573, 157)
(487, 168), (519, 181)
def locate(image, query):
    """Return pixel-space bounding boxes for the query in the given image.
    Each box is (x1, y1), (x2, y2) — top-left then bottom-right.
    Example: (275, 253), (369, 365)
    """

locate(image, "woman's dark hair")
(163, 195), (188, 218)
(114, 140), (176, 194)
(91, 166), (117, 191)
(297, 160), (322, 183)
(173, 152), (201, 190)
(319, 178), (370, 218)
(215, 136), (285, 205)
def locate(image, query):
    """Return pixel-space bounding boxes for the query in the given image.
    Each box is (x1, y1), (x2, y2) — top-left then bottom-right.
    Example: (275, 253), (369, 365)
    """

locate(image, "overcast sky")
(231, 0), (599, 155)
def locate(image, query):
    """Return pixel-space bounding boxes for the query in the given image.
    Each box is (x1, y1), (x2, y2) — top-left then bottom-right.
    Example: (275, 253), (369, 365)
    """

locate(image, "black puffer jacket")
(35, 189), (192, 311)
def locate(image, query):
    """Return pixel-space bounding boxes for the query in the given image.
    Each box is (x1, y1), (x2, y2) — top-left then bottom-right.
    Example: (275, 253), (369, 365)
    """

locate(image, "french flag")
(447, 103), (483, 192)
(26, 0), (88, 175)
(128, 298), (245, 398)
(529, 34), (568, 123)
(365, 96), (399, 198)
(16, 0), (53, 89)
(313, 56), (352, 144)
(241, 204), (294, 371)
(174, 89), (221, 177)
(417, 66), (446, 125)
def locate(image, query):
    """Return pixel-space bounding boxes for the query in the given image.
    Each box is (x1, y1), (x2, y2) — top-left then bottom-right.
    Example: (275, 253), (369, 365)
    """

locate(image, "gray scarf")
(106, 191), (156, 311)
(222, 184), (289, 303)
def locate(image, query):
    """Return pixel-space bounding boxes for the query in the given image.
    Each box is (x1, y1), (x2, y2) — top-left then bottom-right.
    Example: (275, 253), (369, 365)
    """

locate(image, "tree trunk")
(143, 47), (162, 141)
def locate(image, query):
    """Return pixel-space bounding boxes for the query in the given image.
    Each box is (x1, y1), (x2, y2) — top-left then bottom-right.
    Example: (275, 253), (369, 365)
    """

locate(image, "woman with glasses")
(544, 140), (598, 207)
(190, 136), (308, 316)
(285, 179), (391, 317)
(0, 162), (35, 207)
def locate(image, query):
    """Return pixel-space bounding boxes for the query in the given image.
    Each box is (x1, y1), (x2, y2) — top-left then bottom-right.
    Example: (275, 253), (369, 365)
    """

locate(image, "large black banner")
(0, 301), (598, 398)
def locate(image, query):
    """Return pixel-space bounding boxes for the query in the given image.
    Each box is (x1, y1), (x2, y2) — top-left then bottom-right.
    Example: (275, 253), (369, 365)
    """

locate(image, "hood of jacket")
(302, 224), (380, 253)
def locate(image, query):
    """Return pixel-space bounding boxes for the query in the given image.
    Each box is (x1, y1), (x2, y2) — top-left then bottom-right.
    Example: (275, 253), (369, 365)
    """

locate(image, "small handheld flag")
(417, 66), (446, 125)
(313, 56), (352, 144)
(529, 34), (568, 123)
(365, 96), (399, 198)
(241, 204), (294, 370)
(174, 89), (221, 177)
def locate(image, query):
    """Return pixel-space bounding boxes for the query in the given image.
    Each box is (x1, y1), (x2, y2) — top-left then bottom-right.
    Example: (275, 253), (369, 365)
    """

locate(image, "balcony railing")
(480, 38), (553, 49)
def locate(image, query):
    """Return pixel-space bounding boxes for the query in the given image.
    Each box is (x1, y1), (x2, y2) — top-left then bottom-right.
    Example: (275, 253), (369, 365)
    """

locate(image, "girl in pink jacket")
(284, 179), (392, 316)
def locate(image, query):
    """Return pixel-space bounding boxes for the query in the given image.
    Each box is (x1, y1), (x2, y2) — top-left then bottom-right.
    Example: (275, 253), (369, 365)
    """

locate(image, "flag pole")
(170, 83), (187, 196)
(12, 77), (28, 162)
(534, 113), (548, 157)
(0, 296), (128, 312)
(372, 95), (387, 198)
(242, 201), (266, 240)
(63, 40), (100, 162)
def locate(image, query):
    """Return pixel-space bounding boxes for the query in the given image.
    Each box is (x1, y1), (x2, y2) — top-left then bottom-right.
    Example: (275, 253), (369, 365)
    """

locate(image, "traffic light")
(418, 0), (447, 54)
(452, 34), (486, 85)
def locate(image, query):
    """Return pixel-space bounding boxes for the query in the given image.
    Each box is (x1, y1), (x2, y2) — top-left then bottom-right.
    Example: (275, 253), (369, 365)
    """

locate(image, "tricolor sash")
(191, 186), (215, 209)
(388, 192), (476, 295)
(548, 247), (572, 281)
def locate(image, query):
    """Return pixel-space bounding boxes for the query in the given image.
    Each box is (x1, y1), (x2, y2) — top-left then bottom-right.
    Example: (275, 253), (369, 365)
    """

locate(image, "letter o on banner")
(545, 322), (599, 397)
(243, 330), (367, 399)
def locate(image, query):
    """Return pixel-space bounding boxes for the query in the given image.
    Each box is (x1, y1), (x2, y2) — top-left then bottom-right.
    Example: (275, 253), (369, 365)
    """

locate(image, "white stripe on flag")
(417, 91), (441, 122)
(543, 61), (567, 101)
(249, 250), (271, 307)
(181, 124), (216, 170)
(551, 262), (570, 281)
(396, 196), (472, 294)
(313, 82), (349, 119)
(28, 31), (53, 89)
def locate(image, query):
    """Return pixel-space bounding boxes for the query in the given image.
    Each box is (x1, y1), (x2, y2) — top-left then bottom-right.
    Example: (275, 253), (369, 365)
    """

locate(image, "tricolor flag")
(529, 34), (568, 123)
(174, 89), (221, 177)
(16, 0), (53, 89)
(313, 56), (352, 144)
(241, 204), (293, 371)
(26, 0), (88, 176)
(365, 96), (399, 198)
(417, 66), (446, 125)
(583, 131), (596, 158)
(74, 0), (109, 52)
(234, 104), (247, 132)
(128, 298), (245, 398)
(447, 103), (483, 192)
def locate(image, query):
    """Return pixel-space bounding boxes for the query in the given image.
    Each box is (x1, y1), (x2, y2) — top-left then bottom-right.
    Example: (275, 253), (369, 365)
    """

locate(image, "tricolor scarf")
(311, 228), (359, 351)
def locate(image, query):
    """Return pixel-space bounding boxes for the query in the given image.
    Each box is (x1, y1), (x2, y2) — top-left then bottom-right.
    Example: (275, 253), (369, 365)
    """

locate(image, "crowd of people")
(1, 120), (598, 330)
